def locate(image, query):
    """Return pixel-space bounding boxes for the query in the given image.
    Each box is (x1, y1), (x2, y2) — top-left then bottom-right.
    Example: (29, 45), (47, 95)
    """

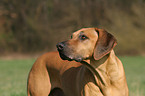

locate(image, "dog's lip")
(57, 49), (84, 62)
(59, 52), (84, 62)
(74, 57), (83, 62)
(59, 52), (73, 61)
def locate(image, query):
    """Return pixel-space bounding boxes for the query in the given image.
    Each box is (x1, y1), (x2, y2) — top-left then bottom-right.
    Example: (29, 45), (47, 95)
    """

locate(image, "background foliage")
(0, 0), (145, 55)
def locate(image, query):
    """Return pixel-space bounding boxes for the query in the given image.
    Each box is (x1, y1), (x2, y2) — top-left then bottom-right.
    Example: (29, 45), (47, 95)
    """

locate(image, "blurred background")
(0, 0), (145, 56)
(0, 0), (145, 96)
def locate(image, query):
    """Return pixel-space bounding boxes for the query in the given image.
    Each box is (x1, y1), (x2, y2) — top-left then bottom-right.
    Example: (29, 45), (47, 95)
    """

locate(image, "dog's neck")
(82, 50), (116, 86)
(80, 54), (110, 86)
(90, 50), (117, 68)
(90, 54), (109, 69)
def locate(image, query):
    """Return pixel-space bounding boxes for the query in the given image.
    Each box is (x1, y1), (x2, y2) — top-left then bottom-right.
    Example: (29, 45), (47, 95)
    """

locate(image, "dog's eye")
(80, 35), (88, 40)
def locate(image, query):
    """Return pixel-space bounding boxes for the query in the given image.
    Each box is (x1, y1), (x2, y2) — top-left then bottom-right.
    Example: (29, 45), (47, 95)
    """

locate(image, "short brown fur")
(27, 28), (128, 96)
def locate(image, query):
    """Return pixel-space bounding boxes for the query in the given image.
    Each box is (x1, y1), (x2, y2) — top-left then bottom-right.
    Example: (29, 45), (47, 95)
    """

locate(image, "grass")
(0, 56), (145, 96)
(0, 59), (35, 96)
(119, 56), (145, 96)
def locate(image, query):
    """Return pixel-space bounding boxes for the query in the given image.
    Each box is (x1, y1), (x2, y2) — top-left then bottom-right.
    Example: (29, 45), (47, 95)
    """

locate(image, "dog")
(27, 28), (129, 96)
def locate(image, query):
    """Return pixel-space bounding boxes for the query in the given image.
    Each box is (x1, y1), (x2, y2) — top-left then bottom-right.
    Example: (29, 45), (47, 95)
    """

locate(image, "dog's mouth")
(59, 52), (73, 61)
(56, 43), (84, 62)
(58, 51), (84, 62)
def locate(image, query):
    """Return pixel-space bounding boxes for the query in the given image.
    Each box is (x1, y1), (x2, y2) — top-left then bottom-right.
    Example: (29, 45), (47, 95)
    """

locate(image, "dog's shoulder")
(39, 51), (59, 60)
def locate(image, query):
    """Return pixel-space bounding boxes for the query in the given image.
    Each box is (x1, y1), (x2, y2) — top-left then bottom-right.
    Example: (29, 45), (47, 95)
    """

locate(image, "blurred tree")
(0, 0), (144, 55)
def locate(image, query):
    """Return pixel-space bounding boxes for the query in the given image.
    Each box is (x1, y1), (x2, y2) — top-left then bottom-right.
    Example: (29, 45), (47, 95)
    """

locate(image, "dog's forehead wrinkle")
(72, 31), (79, 37)
(72, 28), (98, 42)
(79, 31), (84, 36)
(85, 30), (98, 40)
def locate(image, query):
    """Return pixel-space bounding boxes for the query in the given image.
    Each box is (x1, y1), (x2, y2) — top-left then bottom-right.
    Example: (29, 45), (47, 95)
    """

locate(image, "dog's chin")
(59, 52), (73, 61)
(58, 52), (84, 62)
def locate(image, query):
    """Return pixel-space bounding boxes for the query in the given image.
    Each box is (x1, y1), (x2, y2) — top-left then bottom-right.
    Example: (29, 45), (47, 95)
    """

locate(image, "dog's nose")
(56, 42), (65, 51)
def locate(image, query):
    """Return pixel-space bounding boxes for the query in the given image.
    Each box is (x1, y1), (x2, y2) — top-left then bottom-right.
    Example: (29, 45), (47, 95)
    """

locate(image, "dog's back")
(27, 51), (83, 96)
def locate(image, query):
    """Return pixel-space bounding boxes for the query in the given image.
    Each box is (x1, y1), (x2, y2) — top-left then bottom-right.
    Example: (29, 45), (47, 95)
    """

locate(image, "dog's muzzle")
(56, 42), (73, 61)
(56, 41), (84, 62)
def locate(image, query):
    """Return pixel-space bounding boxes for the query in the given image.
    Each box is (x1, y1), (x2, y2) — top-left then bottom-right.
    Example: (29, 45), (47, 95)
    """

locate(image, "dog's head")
(56, 28), (117, 62)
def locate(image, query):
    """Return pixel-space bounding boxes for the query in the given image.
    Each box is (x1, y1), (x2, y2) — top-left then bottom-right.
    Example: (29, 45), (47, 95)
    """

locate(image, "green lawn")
(120, 56), (145, 96)
(0, 56), (145, 96)
(0, 59), (35, 96)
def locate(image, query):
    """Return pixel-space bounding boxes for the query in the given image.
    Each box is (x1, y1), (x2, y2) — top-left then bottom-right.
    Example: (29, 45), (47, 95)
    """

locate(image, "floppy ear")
(93, 28), (117, 60)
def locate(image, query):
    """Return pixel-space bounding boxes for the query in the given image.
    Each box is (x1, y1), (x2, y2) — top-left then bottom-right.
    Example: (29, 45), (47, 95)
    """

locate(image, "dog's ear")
(93, 28), (117, 60)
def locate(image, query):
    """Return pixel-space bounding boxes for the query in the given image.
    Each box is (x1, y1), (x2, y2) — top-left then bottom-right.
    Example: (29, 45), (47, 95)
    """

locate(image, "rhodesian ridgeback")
(27, 28), (129, 96)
